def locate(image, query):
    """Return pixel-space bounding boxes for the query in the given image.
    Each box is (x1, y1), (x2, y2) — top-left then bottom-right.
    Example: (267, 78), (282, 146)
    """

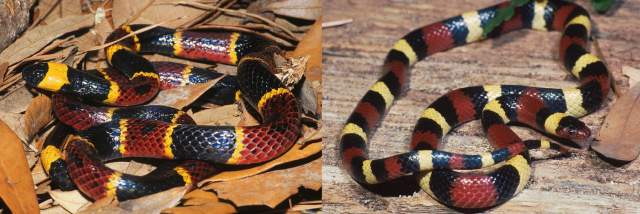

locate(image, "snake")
(339, 0), (609, 209)
(22, 24), (302, 201)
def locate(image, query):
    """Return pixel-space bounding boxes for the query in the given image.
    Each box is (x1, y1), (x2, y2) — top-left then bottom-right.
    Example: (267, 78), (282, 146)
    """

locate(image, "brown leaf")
(38, 0), (84, 26)
(162, 189), (236, 214)
(77, 187), (187, 214)
(289, 18), (322, 114)
(237, 101), (260, 127)
(593, 83), (640, 161)
(249, 0), (321, 21)
(23, 95), (54, 140)
(0, 13), (94, 66)
(30, 0), (60, 27)
(0, 112), (26, 141)
(192, 104), (242, 126)
(0, 86), (34, 114)
(40, 206), (70, 214)
(147, 79), (220, 109)
(0, 61), (8, 81)
(112, 0), (207, 28)
(105, 161), (156, 178)
(202, 158), (321, 208)
(289, 18), (321, 80)
(202, 140), (321, 183)
(0, 120), (39, 213)
(49, 190), (91, 213)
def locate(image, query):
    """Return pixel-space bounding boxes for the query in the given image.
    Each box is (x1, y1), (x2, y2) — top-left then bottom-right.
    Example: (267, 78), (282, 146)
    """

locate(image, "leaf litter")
(0, 0), (321, 213)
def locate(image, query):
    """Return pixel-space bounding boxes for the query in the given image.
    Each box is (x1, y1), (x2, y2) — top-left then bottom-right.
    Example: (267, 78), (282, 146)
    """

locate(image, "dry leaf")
(41, 205), (70, 214)
(237, 101), (260, 127)
(272, 0), (322, 20)
(38, 0), (84, 25)
(299, 124), (322, 144)
(202, 140), (321, 182)
(106, 161), (156, 177)
(290, 18), (321, 80)
(192, 104), (242, 126)
(49, 190), (91, 213)
(30, 0), (58, 27)
(0, 86), (34, 114)
(0, 14), (94, 66)
(0, 61), (8, 81)
(289, 18), (321, 114)
(255, 0), (321, 21)
(593, 83), (640, 161)
(622, 65), (640, 87)
(77, 187), (187, 214)
(112, 0), (207, 28)
(202, 158), (321, 208)
(162, 189), (236, 214)
(147, 79), (219, 109)
(0, 111), (26, 141)
(274, 54), (307, 88)
(0, 119), (39, 214)
(32, 160), (49, 188)
(23, 95), (54, 140)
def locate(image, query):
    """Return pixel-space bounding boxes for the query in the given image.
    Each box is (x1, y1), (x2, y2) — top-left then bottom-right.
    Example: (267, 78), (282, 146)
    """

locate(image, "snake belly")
(339, 0), (609, 209)
(27, 25), (302, 201)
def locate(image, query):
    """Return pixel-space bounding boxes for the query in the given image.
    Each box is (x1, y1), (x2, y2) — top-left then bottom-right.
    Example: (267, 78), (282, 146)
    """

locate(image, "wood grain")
(322, 0), (640, 212)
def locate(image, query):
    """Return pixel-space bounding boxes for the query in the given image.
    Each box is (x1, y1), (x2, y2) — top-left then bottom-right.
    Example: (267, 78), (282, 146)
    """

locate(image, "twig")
(175, 1), (298, 40)
(322, 19), (353, 28)
(0, 75), (22, 92)
(1, 36), (75, 93)
(288, 201), (322, 211)
(197, 0), (237, 27)
(7, 36), (74, 68)
(77, 16), (187, 55)
(123, 0), (157, 26)
(181, 0), (235, 28)
(242, 23), (298, 42)
(30, 0), (62, 28)
(21, 53), (68, 63)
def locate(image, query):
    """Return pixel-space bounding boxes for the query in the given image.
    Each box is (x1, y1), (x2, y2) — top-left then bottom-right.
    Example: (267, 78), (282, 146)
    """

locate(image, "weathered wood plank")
(322, 0), (640, 212)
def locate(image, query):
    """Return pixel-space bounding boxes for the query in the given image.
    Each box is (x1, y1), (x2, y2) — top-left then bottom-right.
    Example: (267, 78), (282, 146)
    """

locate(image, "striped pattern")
(37, 62), (69, 91)
(226, 127), (246, 164)
(340, 0), (609, 209)
(33, 24), (300, 201)
(41, 145), (63, 172)
(95, 68), (122, 107)
(24, 24), (264, 106)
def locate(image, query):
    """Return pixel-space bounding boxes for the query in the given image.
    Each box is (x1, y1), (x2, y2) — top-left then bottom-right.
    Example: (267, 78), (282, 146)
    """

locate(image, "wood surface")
(321, 0), (640, 212)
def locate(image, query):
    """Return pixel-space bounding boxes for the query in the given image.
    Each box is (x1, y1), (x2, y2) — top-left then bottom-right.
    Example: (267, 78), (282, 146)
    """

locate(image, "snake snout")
(557, 116), (591, 141)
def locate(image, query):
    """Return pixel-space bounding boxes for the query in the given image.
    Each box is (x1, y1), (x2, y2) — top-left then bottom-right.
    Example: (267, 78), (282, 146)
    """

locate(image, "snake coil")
(339, 0), (609, 209)
(24, 25), (302, 201)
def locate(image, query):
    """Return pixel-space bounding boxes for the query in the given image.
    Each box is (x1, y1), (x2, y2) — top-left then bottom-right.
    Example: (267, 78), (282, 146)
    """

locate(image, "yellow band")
(37, 62), (70, 91)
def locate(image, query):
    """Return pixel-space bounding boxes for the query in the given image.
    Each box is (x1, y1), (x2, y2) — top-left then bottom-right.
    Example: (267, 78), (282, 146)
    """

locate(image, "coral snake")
(339, 0), (610, 209)
(23, 24), (302, 201)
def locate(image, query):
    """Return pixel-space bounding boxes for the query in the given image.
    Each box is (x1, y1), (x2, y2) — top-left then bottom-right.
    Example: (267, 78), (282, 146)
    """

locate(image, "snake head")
(557, 116), (591, 141)
(22, 62), (49, 88)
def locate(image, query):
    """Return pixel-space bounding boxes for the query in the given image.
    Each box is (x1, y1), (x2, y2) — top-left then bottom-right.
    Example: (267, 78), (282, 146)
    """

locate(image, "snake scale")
(23, 24), (302, 201)
(339, 0), (609, 209)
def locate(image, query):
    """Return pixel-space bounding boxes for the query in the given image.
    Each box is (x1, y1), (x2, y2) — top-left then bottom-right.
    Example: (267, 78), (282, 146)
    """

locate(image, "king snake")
(339, 0), (610, 209)
(22, 24), (302, 201)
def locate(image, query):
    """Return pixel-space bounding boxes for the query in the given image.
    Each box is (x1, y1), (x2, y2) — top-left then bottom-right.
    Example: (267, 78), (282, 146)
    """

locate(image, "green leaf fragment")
(592, 0), (615, 13)
(482, 0), (530, 37)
